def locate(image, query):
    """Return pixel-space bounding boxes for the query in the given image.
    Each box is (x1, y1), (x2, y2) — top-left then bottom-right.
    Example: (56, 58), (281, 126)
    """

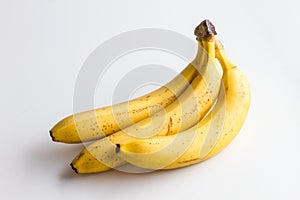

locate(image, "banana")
(50, 36), (207, 144)
(70, 23), (223, 173)
(115, 39), (251, 170)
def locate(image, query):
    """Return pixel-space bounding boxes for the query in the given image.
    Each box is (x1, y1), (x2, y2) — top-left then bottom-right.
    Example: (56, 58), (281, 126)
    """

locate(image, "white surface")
(1, 0), (300, 199)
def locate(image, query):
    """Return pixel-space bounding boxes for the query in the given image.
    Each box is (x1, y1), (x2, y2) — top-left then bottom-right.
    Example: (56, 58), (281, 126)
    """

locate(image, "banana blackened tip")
(194, 19), (217, 40)
(115, 144), (120, 154)
(70, 163), (78, 173)
(49, 130), (55, 141)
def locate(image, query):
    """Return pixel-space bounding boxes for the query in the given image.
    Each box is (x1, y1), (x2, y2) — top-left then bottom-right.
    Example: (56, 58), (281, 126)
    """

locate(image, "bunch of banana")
(50, 19), (250, 174)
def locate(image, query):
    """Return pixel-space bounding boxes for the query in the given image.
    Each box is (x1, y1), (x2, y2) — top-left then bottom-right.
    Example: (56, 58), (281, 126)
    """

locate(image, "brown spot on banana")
(166, 117), (173, 135)
(178, 158), (199, 164)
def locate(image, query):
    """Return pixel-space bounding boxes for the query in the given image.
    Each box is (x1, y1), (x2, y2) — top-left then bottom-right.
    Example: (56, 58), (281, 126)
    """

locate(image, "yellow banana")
(50, 40), (206, 144)
(116, 39), (251, 170)
(70, 26), (223, 173)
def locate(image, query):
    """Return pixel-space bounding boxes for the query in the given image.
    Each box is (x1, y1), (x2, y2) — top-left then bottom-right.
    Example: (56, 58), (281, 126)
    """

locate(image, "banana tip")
(115, 144), (120, 154)
(70, 163), (78, 173)
(49, 130), (55, 141)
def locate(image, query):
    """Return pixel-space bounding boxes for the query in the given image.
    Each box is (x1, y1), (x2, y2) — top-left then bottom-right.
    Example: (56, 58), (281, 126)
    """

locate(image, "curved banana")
(50, 20), (221, 144)
(116, 39), (251, 170)
(70, 34), (223, 173)
(50, 68), (199, 144)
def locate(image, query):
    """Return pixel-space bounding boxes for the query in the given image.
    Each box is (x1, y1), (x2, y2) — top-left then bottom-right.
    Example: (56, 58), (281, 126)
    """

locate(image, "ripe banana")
(50, 48), (203, 144)
(115, 39), (251, 170)
(70, 26), (223, 173)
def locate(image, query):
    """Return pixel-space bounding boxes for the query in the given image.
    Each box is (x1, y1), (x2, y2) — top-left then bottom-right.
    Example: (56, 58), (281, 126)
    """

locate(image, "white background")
(1, 0), (300, 199)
